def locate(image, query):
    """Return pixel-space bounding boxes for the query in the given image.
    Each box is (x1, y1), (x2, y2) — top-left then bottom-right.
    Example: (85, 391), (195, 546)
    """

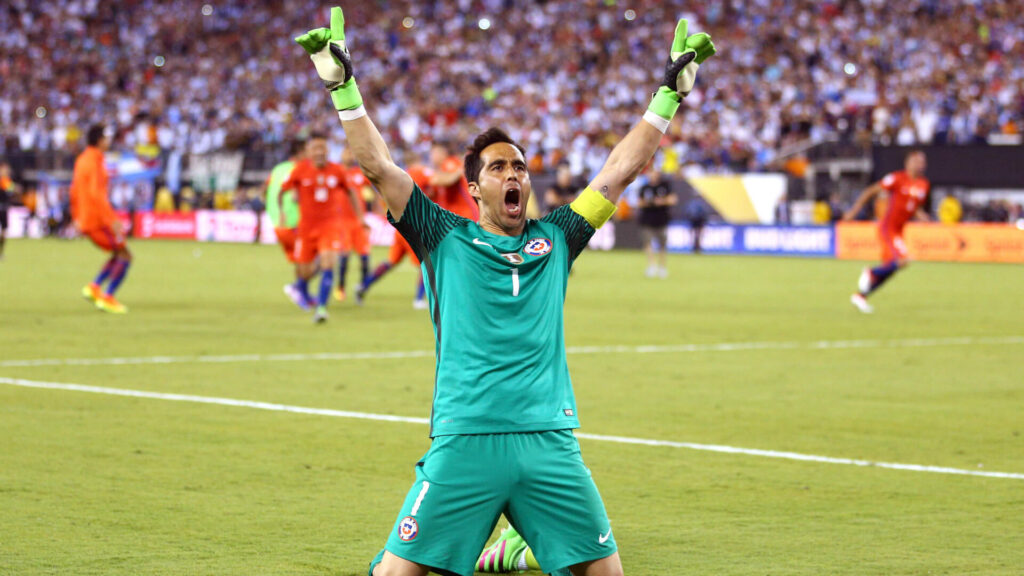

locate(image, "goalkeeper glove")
(295, 6), (364, 117)
(645, 19), (716, 132)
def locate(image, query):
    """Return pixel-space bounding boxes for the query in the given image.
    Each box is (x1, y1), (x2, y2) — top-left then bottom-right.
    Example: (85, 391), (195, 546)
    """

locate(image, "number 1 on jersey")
(511, 268), (520, 297)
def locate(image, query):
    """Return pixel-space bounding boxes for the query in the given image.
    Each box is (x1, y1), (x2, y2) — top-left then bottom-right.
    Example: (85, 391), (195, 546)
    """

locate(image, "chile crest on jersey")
(524, 238), (552, 257)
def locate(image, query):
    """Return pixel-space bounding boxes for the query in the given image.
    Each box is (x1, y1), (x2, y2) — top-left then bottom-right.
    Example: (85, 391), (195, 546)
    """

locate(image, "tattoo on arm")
(600, 186), (610, 198)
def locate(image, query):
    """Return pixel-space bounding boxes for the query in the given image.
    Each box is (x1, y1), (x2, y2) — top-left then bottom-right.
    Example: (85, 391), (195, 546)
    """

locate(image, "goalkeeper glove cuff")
(338, 104), (367, 122)
(331, 78), (364, 113)
(645, 88), (682, 133)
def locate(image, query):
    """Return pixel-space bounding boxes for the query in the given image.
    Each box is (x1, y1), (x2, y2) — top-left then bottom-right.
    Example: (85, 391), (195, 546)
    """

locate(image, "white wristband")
(642, 110), (672, 134)
(338, 105), (367, 122)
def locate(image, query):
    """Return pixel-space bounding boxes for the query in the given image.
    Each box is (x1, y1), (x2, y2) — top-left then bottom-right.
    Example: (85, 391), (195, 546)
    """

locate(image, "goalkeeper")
(296, 8), (714, 576)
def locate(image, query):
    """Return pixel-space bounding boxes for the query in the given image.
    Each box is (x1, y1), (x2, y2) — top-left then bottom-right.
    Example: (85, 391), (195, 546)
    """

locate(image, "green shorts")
(382, 430), (616, 576)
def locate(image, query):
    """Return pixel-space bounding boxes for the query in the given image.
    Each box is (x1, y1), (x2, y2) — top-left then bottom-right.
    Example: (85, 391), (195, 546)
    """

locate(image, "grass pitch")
(1, 238), (1022, 575)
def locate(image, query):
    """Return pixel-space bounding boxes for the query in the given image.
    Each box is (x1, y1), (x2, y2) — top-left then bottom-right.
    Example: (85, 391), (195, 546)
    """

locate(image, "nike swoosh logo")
(472, 238), (493, 248)
(598, 529), (612, 544)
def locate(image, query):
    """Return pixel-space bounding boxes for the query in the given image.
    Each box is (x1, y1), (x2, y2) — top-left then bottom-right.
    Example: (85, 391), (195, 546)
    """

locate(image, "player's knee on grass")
(569, 552), (624, 576)
(375, 551), (431, 576)
(117, 248), (132, 262)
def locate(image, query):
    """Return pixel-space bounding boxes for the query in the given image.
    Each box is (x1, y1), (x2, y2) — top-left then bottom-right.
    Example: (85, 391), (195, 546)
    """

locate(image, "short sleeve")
(540, 204), (596, 263)
(880, 173), (897, 191)
(281, 167), (298, 191)
(388, 183), (466, 260)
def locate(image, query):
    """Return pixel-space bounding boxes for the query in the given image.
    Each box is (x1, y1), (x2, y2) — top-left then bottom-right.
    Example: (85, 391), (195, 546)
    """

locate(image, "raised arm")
(587, 20), (715, 203)
(430, 167), (463, 188)
(296, 7), (414, 219)
(843, 183), (884, 221)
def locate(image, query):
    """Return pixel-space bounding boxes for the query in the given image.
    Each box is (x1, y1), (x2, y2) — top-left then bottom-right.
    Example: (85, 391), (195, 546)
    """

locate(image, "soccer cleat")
(82, 283), (102, 302)
(313, 306), (328, 324)
(477, 526), (529, 573)
(354, 286), (365, 306)
(284, 284), (311, 310)
(95, 294), (128, 314)
(857, 268), (873, 294)
(850, 293), (874, 314)
(412, 298), (428, 310)
(333, 287), (346, 302)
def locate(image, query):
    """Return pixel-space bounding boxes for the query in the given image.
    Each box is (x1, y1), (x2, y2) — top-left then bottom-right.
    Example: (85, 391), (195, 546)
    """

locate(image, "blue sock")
(364, 262), (391, 290)
(360, 254), (370, 286)
(318, 269), (334, 307)
(415, 279), (426, 301)
(295, 277), (311, 304)
(337, 256), (349, 290)
(94, 257), (117, 285)
(105, 259), (131, 295)
(866, 261), (899, 295)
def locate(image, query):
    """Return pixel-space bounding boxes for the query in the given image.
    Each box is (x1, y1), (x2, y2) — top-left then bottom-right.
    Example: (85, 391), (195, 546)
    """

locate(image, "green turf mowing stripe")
(1, 335), (1021, 368)
(3, 375), (1023, 481)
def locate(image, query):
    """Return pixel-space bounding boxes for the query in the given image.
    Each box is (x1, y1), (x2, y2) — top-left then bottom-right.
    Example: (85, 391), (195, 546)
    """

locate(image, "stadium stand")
(2, 0), (1020, 169)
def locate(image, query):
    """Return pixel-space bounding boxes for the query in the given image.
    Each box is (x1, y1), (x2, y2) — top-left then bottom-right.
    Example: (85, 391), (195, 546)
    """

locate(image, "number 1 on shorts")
(410, 481), (430, 516)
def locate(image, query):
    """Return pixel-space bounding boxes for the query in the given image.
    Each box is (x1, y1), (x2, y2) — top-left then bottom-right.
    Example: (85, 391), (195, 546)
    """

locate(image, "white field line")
(1, 335), (1022, 369)
(2, 376), (1022, 482)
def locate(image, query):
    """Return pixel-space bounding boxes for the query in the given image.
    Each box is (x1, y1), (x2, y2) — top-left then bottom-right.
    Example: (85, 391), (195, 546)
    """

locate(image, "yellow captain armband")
(570, 187), (618, 229)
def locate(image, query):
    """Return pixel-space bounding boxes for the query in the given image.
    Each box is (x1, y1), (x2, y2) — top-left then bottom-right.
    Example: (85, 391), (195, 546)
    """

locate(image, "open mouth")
(504, 187), (522, 217)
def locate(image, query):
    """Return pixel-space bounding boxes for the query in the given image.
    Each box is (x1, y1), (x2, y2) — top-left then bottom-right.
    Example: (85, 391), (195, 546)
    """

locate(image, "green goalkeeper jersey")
(390, 184), (599, 436)
(265, 160), (300, 229)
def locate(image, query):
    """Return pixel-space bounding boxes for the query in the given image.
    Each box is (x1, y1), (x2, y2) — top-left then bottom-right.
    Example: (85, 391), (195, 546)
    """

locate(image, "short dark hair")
(307, 131), (327, 142)
(463, 127), (526, 185)
(87, 124), (107, 146)
(905, 149), (925, 160)
(288, 138), (306, 157)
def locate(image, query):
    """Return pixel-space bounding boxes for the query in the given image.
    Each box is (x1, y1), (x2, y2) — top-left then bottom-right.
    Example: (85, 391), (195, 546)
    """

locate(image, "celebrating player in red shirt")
(844, 150), (930, 313)
(280, 133), (361, 323)
(70, 124), (131, 314)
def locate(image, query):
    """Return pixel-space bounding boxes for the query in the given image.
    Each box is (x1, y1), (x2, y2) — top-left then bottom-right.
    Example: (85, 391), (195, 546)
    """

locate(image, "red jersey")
(880, 171), (929, 231)
(282, 160), (351, 229)
(407, 164), (435, 194)
(69, 146), (115, 232)
(434, 156), (478, 220)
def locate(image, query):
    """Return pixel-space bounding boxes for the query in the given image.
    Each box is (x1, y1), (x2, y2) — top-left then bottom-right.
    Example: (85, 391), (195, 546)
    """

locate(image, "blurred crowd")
(1, 0), (1022, 178)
